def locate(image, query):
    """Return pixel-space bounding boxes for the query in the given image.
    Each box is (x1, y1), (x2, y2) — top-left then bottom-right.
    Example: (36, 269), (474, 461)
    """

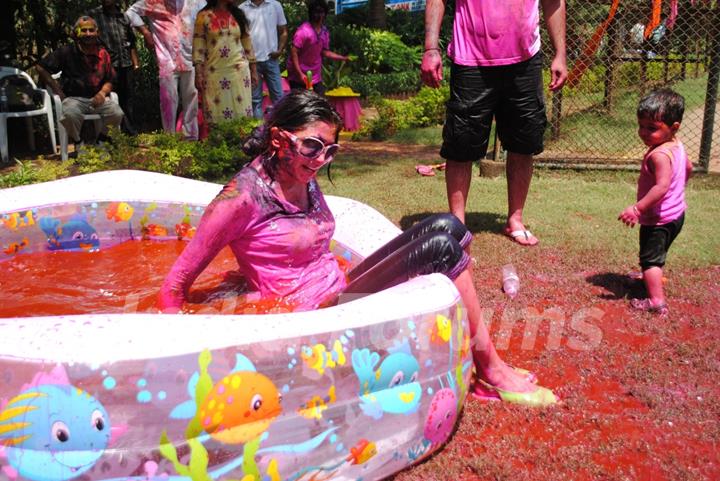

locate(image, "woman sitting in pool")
(159, 90), (556, 407)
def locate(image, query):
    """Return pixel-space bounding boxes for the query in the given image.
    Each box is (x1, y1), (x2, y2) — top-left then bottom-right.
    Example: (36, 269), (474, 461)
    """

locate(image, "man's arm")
(92, 81), (113, 107)
(35, 64), (65, 100)
(270, 24), (288, 59)
(126, 1), (155, 52)
(540, 0), (567, 91)
(420, 0), (446, 88)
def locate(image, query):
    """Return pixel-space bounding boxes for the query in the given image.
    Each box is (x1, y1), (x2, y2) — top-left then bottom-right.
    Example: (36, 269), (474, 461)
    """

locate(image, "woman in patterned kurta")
(192, 0), (258, 123)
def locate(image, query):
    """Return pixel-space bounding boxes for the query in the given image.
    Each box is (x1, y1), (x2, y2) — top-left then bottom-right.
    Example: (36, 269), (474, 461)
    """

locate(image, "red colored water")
(0, 240), (303, 317)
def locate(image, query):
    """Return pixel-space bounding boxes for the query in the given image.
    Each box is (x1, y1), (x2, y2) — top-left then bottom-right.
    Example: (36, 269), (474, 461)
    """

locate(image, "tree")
(367, 0), (387, 28)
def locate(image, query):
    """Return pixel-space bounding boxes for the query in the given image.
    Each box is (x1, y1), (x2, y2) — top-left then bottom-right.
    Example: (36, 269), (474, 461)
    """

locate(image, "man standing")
(90, 0), (139, 134)
(239, 0), (288, 119)
(421, 0), (567, 246)
(36, 16), (124, 146)
(126, 0), (206, 140)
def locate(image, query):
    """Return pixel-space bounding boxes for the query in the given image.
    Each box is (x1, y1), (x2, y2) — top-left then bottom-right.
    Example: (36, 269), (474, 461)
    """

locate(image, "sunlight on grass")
(320, 159), (720, 268)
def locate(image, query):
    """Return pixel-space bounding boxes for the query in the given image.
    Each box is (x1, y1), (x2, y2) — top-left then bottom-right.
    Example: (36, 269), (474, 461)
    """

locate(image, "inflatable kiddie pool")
(0, 170), (471, 481)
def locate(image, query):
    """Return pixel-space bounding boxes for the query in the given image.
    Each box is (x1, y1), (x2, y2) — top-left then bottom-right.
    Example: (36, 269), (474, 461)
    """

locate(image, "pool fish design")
(346, 438), (377, 465)
(297, 385), (336, 420)
(199, 371), (282, 444)
(105, 202), (134, 222)
(39, 216), (99, 251)
(0, 384), (111, 481)
(301, 339), (346, 375)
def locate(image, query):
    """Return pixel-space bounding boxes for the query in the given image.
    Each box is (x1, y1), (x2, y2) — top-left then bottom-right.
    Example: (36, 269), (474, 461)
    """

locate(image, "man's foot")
(504, 226), (539, 246)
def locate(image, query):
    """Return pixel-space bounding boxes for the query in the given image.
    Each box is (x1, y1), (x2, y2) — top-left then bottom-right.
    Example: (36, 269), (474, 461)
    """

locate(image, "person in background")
(421, 0), (567, 246)
(90, 0), (140, 134)
(159, 89), (557, 408)
(287, 0), (350, 95)
(239, 0), (288, 119)
(126, 0), (206, 140)
(36, 16), (124, 147)
(193, 0), (258, 123)
(618, 89), (692, 316)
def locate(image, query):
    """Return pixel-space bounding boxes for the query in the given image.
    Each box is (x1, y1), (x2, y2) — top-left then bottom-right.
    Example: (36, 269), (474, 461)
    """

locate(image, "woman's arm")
(158, 193), (248, 312)
(192, 12), (208, 91)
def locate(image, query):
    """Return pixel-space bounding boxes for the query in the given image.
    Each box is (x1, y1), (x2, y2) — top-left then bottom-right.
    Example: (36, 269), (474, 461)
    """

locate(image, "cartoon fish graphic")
(0, 384), (111, 481)
(423, 388), (458, 444)
(198, 370), (282, 444)
(105, 202), (134, 222)
(3, 237), (28, 255)
(346, 439), (377, 465)
(351, 341), (422, 419)
(141, 223), (168, 238)
(297, 385), (336, 420)
(175, 222), (196, 240)
(39, 217), (99, 252)
(430, 314), (452, 344)
(300, 339), (346, 375)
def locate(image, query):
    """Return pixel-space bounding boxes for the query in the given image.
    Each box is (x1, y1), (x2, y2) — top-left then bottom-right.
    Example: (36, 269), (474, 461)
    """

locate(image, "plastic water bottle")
(0, 87), (8, 112)
(502, 264), (520, 299)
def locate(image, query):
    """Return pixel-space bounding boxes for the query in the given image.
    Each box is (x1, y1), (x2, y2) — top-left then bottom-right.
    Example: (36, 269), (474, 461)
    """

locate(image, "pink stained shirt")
(126, 0), (206, 77)
(287, 21), (329, 85)
(448, 0), (541, 66)
(159, 164), (347, 311)
(637, 140), (689, 226)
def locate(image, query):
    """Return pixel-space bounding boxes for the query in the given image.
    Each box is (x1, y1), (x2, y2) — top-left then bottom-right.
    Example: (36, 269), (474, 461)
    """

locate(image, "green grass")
(321, 155), (720, 268)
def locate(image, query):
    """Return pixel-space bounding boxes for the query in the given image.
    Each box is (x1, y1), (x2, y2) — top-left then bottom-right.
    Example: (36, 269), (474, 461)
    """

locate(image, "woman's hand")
(195, 69), (205, 91)
(618, 204), (641, 227)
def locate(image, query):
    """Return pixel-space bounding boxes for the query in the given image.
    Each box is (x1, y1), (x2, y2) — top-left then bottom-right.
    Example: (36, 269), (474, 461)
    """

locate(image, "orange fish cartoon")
(3, 237), (28, 255)
(142, 224), (168, 238)
(198, 371), (282, 444)
(106, 202), (134, 222)
(175, 222), (196, 240)
(1, 212), (20, 231)
(346, 439), (377, 465)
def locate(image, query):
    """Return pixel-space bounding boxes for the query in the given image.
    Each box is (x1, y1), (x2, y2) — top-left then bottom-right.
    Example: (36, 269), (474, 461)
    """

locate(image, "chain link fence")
(534, 0), (719, 171)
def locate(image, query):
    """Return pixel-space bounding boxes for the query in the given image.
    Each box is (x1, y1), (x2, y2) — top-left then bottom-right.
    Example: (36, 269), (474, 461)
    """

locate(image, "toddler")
(618, 88), (692, 315)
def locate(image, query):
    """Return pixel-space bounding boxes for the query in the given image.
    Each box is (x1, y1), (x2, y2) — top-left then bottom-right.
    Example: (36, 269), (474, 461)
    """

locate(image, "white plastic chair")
(0, 67), (56, 163)
(49, 71), (120, 160)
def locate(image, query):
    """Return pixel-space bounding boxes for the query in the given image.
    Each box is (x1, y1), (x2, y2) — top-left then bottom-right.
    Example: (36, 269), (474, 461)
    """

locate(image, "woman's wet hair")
(637, 88), (685, 126)
(242, 90), (342, 180)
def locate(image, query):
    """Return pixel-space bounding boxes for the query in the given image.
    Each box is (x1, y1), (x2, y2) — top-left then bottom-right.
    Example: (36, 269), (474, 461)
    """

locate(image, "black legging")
(341, 213), (471, 299)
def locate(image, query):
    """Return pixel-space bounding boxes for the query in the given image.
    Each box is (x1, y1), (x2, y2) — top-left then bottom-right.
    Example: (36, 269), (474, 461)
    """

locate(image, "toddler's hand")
(618, 205), (639, 227)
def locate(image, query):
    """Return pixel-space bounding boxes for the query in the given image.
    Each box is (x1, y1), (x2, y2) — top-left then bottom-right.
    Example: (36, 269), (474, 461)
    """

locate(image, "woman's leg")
(454, 269), (538, 394)
(348, 213), (471, 283)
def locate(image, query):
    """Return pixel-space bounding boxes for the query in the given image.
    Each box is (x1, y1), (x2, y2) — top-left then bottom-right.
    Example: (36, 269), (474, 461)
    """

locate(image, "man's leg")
(60, 97), (92, 143)
(251, 61), (266, 119)
(505, 151), (537, 245)
(445, 160), (473, 224)
(94, 99), (125, 134)
(117, 66), (137, 134)
(158, 73), (180, 134)
(178, 70), (199, 140)
(264, 59), (284, 104)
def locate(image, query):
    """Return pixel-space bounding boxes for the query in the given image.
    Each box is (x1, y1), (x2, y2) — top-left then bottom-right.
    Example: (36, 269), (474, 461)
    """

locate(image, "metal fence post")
(699, 6), (720, 172)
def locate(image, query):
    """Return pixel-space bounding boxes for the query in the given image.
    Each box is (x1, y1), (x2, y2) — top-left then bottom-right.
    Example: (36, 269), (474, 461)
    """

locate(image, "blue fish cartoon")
(351, 340), (422, 419)
(39, 216), (100, 252)
(0, 384), (111, 481)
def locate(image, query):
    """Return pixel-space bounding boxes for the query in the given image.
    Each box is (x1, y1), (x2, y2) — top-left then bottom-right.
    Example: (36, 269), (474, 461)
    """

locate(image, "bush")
(75, 118), (260, 181)
(0, 158), (75, 188)
(354, 85), (449, 140)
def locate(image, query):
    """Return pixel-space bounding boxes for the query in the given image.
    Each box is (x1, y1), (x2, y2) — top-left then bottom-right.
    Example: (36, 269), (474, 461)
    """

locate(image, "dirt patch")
(392, 236), (720, 480)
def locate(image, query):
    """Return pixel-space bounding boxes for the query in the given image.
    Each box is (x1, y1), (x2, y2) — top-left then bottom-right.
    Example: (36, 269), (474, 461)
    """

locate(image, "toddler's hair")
(637, 88), (685, 126)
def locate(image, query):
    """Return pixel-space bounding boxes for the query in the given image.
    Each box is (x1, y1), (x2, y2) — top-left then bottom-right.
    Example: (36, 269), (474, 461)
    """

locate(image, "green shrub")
(354, 85), (449, 140)
(0, 158), (75, 188)
(75, 118), (260, 181)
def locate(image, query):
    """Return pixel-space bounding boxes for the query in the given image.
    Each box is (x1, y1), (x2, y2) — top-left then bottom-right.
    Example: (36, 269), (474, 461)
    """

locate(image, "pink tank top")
(637, 140), (688, 225)
(448, 0), (541, 66)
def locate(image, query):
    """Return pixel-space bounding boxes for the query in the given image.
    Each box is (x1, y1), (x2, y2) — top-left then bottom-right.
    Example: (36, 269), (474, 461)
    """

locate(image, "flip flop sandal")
(471, 379), (558, 407)
(630, 298), (669, 315)
(505, 229), (539, 246)
(415, 165), (436, 176)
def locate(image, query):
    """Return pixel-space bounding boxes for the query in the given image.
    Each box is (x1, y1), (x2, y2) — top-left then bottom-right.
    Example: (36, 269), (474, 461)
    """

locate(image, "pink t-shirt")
(448, 0), (541, 66)
(159, 164), (347, 311)
(287, 21), (329, 84)
(637, 140), (688, 225)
